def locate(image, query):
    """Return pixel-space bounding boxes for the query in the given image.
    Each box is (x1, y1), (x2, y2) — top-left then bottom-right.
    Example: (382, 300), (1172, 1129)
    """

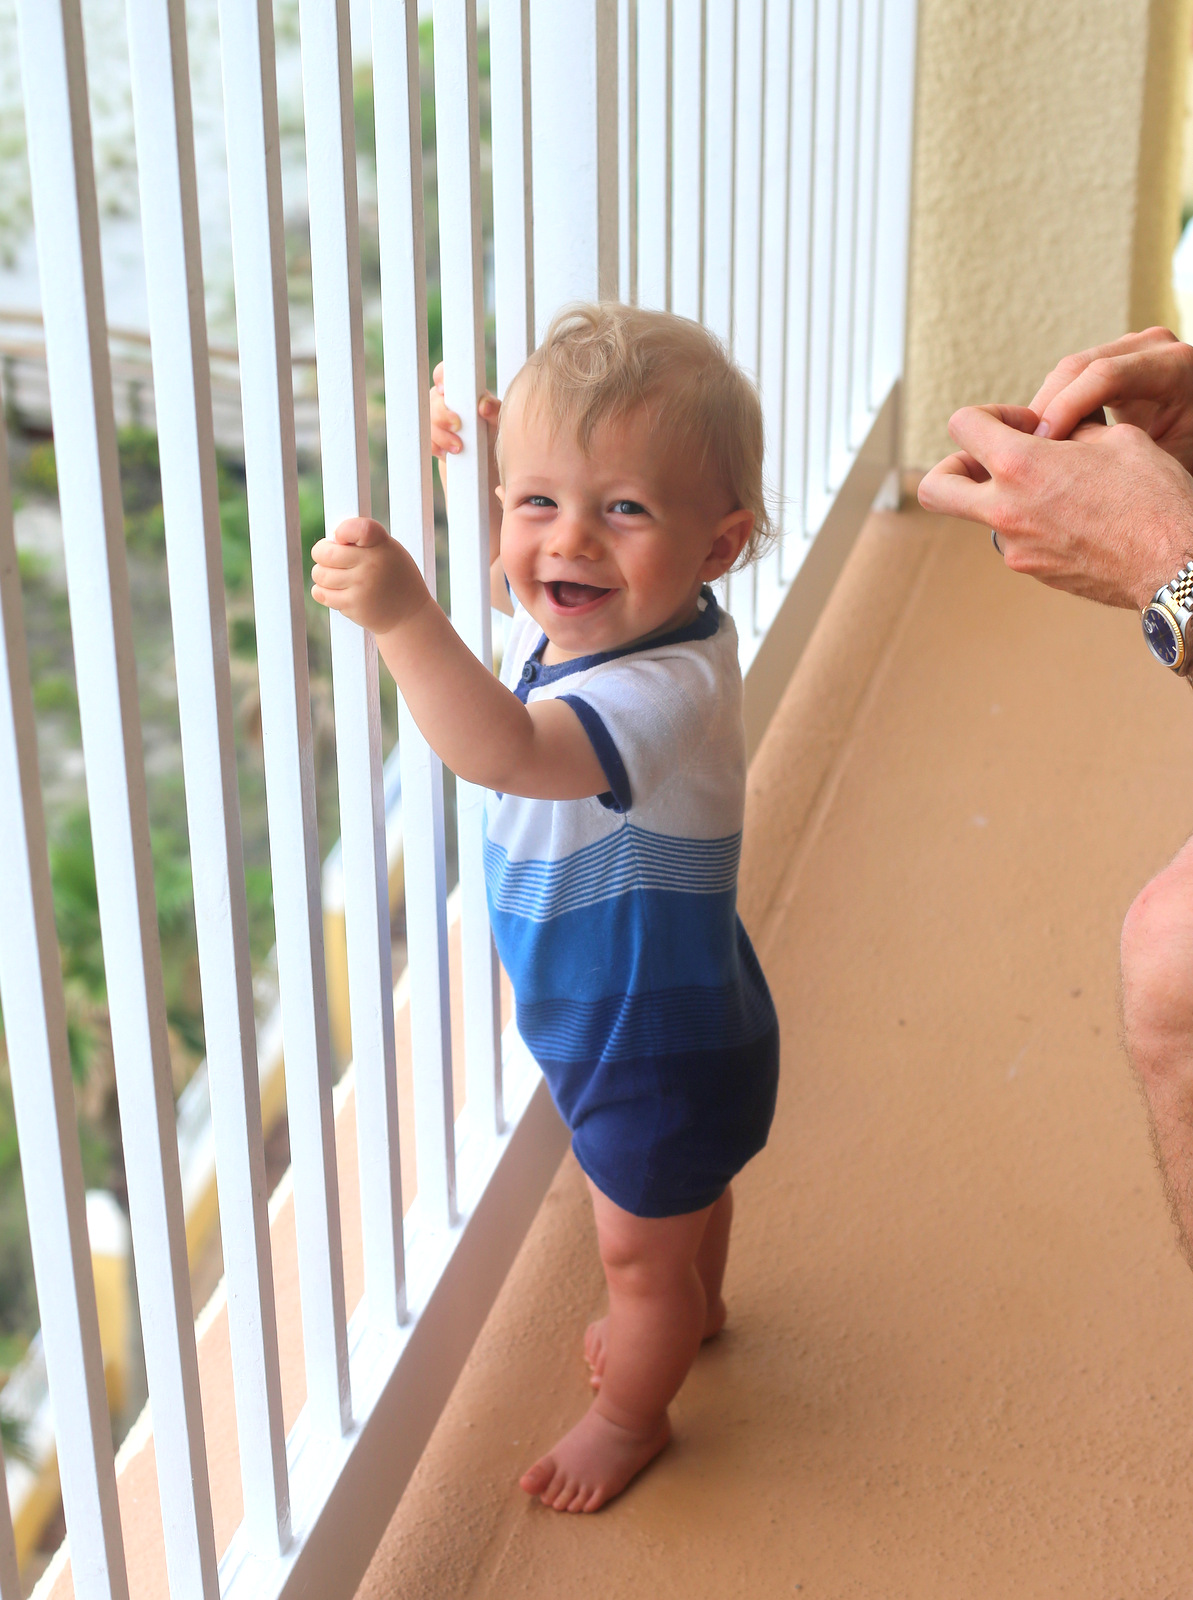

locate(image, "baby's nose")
(549, 514), (598, 557)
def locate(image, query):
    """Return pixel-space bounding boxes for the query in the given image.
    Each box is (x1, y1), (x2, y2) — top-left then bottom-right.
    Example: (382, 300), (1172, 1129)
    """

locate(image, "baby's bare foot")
(584, 1300), (727, 1389)
(519, 1405), (671, 1513)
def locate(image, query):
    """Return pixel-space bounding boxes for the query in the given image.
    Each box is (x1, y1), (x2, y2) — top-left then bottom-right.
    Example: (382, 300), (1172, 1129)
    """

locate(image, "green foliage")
(0, 1083), (36, 1349)
(16, 548), (48, 583)
(21, 441), (57, 497)
(50, 808), (105, 1010)
(32, 672), (77, 714)
(219, 488), (253, 593)
(297, 473), (325, 565)
(243, 862), (275, 963)
(229, 615), (256, 658)
(116, 427), (162, 513)
(1, 1413), (32, 1467)
(419, 20), (436, 153)
(427, 287), (443, 377)
(47, 805), (205, 1073)
(353, 66), (375, 157)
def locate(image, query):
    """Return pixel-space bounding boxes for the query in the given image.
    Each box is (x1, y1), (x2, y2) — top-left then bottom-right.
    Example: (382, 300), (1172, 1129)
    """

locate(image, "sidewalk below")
(357, 501), (1193, 1598)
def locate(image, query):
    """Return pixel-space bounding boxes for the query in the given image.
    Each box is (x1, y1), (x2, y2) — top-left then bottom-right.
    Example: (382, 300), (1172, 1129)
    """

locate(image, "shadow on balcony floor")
(357, 499), (1193, 1598)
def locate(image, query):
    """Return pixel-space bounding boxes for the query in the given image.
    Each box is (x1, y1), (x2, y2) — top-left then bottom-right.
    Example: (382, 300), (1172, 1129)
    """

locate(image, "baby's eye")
(609, 499), (647, 516)
(525, 494), (556, 508)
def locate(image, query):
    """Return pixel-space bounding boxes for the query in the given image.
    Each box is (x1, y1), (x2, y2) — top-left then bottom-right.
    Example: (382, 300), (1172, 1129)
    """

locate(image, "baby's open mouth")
(546, 580), (613, 612)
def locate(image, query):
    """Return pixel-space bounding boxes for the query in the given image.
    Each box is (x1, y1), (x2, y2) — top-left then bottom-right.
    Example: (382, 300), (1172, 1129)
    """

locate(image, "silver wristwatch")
(1141, 561), (1193, 674)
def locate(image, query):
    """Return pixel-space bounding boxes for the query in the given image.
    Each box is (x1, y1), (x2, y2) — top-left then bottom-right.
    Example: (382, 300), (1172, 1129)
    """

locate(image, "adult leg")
(521, 1180), (713, 1513)
(1121, 832), (1193, 1263)
(585, 1183), (733, 1385)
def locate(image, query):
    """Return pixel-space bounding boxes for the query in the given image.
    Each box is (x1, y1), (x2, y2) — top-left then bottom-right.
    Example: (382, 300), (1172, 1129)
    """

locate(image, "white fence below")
(0, 3), (917, 1599)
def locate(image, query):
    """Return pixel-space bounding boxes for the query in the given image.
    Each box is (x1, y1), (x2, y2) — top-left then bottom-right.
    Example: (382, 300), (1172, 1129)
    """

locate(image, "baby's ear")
(701, 509), (754, 580)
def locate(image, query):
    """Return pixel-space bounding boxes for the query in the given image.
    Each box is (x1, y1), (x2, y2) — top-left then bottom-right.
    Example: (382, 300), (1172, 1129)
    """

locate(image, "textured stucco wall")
(905, 0), (1192, 468)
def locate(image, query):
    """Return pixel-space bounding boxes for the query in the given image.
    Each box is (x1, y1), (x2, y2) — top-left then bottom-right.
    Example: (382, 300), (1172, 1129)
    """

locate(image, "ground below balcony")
(356, 498), (1193, 1598)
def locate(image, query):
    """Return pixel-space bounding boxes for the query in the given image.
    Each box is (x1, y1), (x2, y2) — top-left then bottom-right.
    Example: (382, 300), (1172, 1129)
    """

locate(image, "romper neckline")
(514, 585), (721, 701)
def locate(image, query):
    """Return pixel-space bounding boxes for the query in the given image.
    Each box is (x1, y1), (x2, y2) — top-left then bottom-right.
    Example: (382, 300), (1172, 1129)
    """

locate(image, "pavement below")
(355, 500), (1193, 1598)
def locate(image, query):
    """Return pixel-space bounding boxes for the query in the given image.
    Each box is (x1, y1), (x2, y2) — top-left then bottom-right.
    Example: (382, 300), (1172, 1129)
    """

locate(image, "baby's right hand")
(430, 361), (501, 458)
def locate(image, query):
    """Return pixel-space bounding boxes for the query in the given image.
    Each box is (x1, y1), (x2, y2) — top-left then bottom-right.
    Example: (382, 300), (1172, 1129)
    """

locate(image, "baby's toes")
(544, 1470), (575, 1510)
(518, 1457), (553, 1497)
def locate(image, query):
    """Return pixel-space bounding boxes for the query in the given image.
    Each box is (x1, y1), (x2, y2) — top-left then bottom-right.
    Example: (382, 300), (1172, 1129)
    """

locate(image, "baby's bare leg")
(586, 1184), (733, 1385)
(521, 1181), (714, 1513)
(695, 1183), (733, 1337)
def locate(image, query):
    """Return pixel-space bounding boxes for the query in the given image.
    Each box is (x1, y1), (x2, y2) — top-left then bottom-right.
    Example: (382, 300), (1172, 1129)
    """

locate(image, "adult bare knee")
(1121, 838), (1193, 1091)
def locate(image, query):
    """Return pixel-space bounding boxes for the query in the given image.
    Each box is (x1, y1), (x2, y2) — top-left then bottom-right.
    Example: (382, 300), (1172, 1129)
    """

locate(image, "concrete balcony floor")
(356, 500), (1193, 1597)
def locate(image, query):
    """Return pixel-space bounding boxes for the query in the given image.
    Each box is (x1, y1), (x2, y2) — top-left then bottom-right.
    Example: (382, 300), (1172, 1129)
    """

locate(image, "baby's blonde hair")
(496, 302), (775, 567)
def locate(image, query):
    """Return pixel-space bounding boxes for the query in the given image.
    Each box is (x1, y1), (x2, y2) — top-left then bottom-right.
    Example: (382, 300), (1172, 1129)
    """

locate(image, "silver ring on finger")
(990, 527), (1003, 556)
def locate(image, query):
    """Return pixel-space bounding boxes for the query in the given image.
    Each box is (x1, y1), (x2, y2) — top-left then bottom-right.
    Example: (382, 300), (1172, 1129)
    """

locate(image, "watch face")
(1143, 604), (1184, 668)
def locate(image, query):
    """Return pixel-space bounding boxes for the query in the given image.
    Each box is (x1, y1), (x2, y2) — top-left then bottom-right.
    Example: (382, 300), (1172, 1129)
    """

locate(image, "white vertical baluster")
(703, 0), (736, 615)
(871, 0), (917, 405)
(702, 0), (735, 345)
(0, 415), (128, 1600)
(670, 0), (704, 321)
(299, 0), (406, 1333)
(618, 0), (638, 304)
(828, 0), (861, 491)
(754, 0), (793, 633)
(804, 0), (841, 535)
(216, 0), (352, 1435)
(372, 3), (457, 1214)
(491, 0), (535, 394)
(781, 0), (818, 577)
(731, 0), (764, 379)
(850, 0), (881, 447)
(530, 0), (620, 325)
(123, 0), (290, 1548)
(433, 0), (493, 1223)
(14, 4), (221, 1594)
(636, 0), (671, 311)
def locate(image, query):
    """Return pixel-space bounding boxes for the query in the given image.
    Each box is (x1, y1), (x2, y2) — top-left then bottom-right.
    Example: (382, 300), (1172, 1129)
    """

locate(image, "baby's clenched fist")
(310, 517), (431, 637)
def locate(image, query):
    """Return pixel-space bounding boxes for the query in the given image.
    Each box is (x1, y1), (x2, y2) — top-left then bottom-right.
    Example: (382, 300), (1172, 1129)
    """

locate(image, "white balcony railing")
(0, 3), (917, 1599)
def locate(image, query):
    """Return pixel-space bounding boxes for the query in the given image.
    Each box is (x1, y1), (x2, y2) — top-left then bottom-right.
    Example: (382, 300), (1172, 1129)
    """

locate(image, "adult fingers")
(917, 450), (1000, 522)
(944, 404), (1041, 470)
(1033, 343), (1189, 441)
(1027, 327), (1179, 422)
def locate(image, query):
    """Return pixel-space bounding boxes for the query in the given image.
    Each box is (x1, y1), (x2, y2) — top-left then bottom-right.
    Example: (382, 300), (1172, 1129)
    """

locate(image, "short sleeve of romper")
(485, 589), (780, 1218)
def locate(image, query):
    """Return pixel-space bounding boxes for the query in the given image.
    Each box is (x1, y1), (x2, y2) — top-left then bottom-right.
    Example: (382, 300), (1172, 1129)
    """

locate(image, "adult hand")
(1029, 327), (1193, 472)
(918, 404), (1193, 609)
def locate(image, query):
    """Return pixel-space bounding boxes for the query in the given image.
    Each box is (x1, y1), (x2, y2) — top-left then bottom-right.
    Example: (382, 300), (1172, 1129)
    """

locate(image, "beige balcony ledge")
(42, 492), (1193, 1599)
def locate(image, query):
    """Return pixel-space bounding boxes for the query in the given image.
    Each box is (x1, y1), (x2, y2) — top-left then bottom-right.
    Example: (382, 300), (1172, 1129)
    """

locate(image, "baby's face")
(498, 397), (743, 660)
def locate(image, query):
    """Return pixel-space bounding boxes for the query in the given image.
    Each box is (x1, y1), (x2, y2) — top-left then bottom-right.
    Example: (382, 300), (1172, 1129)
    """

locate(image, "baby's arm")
(430, 363), (511, 616)
(311, 517), (606, 800)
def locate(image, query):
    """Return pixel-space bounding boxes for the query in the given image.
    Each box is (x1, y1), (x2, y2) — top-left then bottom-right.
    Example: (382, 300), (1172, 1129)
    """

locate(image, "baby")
(310, 303), (780, 1513)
